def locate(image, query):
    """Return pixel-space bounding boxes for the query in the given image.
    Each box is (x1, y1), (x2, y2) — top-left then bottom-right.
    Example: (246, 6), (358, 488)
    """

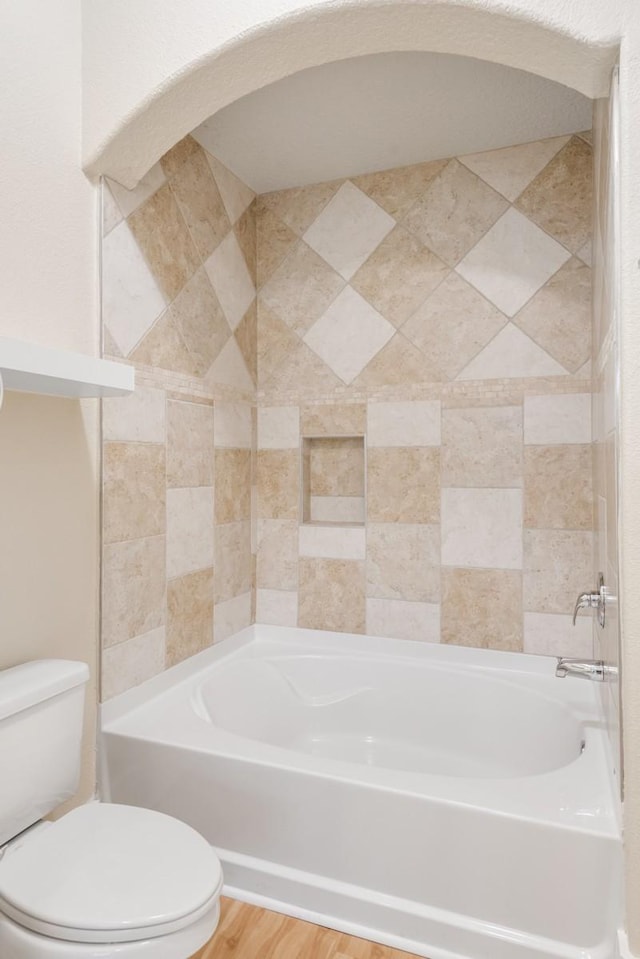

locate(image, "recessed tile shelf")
(302, 435), (365, 526)
(0, 336), (135, 398)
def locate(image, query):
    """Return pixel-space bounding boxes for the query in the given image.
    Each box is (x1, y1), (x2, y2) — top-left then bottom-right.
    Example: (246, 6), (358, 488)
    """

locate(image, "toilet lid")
(0, 804), (223, 943)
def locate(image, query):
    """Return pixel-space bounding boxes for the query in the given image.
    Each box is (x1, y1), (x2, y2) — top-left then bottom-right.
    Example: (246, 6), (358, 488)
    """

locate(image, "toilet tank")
(0, 660), (89, 846)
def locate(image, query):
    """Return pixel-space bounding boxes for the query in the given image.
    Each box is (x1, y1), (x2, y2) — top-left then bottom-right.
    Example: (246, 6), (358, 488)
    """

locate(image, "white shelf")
(0, 336), (134, 398)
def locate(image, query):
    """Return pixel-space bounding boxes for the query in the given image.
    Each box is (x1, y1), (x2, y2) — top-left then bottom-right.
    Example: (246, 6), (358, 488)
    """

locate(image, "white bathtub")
(100, 626), (621, 959)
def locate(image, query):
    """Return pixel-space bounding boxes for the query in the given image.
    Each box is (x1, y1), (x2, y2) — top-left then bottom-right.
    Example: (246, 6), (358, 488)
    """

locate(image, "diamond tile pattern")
(402, 159), (508, 267)
(303, 181), (396, 280)
(257, 134), (592, 390)
(303, 287), (395, 384)
(456, 208), (571, 317)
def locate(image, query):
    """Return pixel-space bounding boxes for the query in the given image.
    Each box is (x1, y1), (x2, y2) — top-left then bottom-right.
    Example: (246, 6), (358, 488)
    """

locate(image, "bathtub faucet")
(555, 658), (617, 681)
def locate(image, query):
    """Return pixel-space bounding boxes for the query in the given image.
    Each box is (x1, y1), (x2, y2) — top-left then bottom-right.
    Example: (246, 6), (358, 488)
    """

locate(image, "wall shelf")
(0, 336), (134, 398)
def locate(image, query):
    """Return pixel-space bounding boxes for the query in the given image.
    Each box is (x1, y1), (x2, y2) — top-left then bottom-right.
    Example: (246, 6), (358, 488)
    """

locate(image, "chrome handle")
(573, 591), (599, 625)
(572, 573), (606, 628)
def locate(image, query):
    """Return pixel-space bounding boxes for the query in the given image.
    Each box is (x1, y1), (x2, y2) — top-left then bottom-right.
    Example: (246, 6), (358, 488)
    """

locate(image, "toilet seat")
(0, 804), (223, 944)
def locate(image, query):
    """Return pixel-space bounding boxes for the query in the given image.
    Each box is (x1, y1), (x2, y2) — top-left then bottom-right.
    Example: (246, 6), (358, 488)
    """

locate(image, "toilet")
(0, 660), (223, 958)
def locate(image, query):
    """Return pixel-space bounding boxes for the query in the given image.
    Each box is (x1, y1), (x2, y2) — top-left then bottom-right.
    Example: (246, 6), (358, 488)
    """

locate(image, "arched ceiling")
(192, 52), (592, 193)
(82, 0), (619, 188)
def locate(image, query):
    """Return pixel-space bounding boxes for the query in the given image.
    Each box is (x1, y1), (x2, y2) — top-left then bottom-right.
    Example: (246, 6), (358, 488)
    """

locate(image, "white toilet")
(0, 659), (223, 958)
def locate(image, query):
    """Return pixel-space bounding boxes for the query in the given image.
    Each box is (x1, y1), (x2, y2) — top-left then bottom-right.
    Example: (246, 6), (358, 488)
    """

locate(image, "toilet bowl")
(0, 803), (223, 958)
(0, 660), (223, 958)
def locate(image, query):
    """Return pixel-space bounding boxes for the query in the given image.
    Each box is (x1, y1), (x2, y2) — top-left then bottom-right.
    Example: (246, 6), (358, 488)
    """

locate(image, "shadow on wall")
(0, 390), (99, 813)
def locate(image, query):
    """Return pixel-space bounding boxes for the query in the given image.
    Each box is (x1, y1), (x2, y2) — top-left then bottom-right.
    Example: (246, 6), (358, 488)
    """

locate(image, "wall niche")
(302, 435), (365, 526)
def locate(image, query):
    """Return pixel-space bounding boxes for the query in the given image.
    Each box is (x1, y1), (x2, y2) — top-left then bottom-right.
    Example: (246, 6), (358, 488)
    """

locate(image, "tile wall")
(255, 134), (596, 654)
(592, 89), (622, 787)
(101, 136), (257, 698)
(101, 129), (597, 698)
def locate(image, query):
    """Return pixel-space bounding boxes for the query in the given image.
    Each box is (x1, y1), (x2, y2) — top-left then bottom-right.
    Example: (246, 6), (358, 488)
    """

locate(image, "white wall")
(0, 0), (99, 811)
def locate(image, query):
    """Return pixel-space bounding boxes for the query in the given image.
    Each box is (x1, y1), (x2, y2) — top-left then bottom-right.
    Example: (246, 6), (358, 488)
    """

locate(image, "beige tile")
(351, 159), (448, 219)
(206, 335), (254, 393)
(103, 443), (165, 544)
(214, 592), (252, 643)
(303, 181), (396, 281)
(129, 310), (196, 377)
(168, 268), (231, 377)
(101, 219), (166, 357)
(215, 449), (251, 522)
(256, 519), (299, 590)
(402, 272), (507, 381)
(308, 436), (364, 497)
(403, 159), (508, 267)
(128, 183), (200, 301)
(168, 148), (231, 260)
(515, 136), (593, 253)
(367, 523), (440, 602)
(166, 568), (214, 666)
(351, 225), (448, 327)
(166, 486), (214, 578)
(309, 495), (365, 524)
(102, 536), (165, 647)
(456, 323), (567, 381)
(523, 529), (593, 613)
(298, 558), (365, 633)
(205, 231), (255, 330)
(214, 402), (252, 449)
(513, 258), (591, 373)
(260, 319), (343, 395)
(256, 202), (297, 287)
(299, 525), (366, 560)
(304, 287), (395, 385)
(367, 400), (441, 447)
(301, 404), (366, 436)
(260, 240), (345, 336)
(367, 448), (440, 523)
(215, 521), (252, 603)
(107, 163), (166, 219)
(442, 568), (523, 650)
(523, 612), (592, 658)
(524, 393), (592, 446)
(260, 180), (342, 236)
(234, 202), (257, 283)
(524, 445), (592, 530)
(256, 589), (298, 627)
(167, 400), (213, 488)
(101, 628), (165, 700)
(159, 135), (201, 179)
(258, 406), (300, 449)
(441, 406), (523, 488)
(441, 488), (522, 569)
(103, 387), (166, 443)
(352, 331), (440, 388)
(459, 137), (569, 202)
(256, 449), (300, 519)
(234, 301), (257, 385)
(456, 208), (571, 318)
(205, 152), (255, 226)
(366, 598), (440, 643)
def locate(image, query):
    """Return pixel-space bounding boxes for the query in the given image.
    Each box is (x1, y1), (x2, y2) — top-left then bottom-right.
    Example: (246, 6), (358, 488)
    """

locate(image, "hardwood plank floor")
(192, 897), (421, 959)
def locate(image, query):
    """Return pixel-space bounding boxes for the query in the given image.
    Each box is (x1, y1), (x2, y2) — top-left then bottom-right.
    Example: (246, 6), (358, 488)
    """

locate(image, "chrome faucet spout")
(555, 658), (616, 681)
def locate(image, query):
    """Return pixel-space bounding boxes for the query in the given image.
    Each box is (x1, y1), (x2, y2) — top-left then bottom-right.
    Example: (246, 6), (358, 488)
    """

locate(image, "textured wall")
(100, 135), (257, 699)
(0, 0), (99, 815)
(255, 134), (595, 653)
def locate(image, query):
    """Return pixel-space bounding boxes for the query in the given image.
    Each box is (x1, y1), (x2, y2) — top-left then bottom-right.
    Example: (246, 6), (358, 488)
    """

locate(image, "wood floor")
(192, 897), (420, 959)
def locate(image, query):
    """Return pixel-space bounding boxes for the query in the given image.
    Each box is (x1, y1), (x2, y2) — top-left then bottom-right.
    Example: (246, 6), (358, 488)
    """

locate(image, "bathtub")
(100, 625), (621, 959)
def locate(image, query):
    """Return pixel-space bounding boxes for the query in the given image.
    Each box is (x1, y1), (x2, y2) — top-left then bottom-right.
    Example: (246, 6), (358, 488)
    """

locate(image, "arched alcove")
(83, 0), (619, 188)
